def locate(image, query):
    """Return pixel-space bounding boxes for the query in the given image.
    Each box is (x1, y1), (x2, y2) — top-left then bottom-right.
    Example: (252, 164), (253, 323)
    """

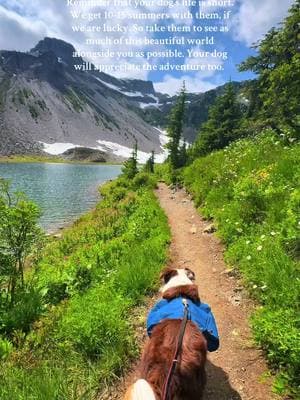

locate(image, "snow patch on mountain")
(96, 139), (166, 164)
(41, 142), (82, 155)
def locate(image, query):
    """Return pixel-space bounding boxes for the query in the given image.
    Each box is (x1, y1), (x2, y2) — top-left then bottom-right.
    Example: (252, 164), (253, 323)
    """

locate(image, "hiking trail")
(102, 183), (279, 400)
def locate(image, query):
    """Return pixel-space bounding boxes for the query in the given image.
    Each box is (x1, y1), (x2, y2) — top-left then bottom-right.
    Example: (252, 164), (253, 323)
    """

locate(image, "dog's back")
(140, 318), (207, 400)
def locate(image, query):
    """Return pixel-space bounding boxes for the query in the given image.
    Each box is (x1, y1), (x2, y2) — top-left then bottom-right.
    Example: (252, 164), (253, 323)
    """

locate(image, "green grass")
(0, 154), (121, 165)
(0, 174), (170, 399)
(183, 130), (300, 397)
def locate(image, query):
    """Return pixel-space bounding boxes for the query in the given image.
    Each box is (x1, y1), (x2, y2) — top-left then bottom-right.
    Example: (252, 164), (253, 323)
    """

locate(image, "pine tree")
(191, 82), (242, 157)
(144, 150), (155, 173)
(122, 141), (138, 179)
(165, 82), (187, 170)
(178, 139), (188, 168)
(239, 1), (300, 137)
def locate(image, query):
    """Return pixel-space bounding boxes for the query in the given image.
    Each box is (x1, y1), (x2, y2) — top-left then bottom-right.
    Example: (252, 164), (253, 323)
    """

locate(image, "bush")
(132, 172), (157, 190)
(57, 286), (133, 360)
(0, 286), (43, 337)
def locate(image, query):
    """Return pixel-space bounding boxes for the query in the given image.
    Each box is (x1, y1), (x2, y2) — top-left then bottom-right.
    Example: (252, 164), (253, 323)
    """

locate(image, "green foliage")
(131, 172), (157, 190)
(0, 173), (170, 398)
(122, 142), (138, 179)
(0, 179), (43, 307)
(0, 285), (44, 336)
(165, 82), (187, 174)
(0, 364), (83, 400)
(191, 82), (243, 157)
(183, 131), (300, 396)
(251, 308), (300, 398)
(0, 338), (13, 360)
(239, 1), (300, 137)
(144, 150), (155, 173)
(57, 286), (132, 359)
(154, 163), (174, 185)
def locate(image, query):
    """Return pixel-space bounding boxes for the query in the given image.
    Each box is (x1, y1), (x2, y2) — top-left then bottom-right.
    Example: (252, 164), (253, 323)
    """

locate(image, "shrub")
(0, 338), (13, 360)
(132, 172), (157, 190)
(57, 286), (133, 360)
(0, 286), (44, 336)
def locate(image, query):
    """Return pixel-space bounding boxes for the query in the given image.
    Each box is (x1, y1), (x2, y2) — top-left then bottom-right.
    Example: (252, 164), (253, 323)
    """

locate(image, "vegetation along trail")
(115, 183), (280, 400)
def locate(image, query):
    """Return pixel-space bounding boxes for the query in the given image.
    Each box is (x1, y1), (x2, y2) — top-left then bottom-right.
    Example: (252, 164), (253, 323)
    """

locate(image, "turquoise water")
(0, 163), (121, 232)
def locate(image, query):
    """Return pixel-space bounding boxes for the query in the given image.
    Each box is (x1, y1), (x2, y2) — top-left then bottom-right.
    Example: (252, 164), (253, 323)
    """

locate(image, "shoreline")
(0, 156), (123, 166)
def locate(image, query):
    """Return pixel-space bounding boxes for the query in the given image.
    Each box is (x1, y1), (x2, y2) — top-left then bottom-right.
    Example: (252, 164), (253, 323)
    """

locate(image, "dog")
(124, 267), (219, 400)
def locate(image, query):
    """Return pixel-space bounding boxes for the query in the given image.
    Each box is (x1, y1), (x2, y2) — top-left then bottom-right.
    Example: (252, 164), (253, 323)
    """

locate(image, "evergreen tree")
(144, 150), (155, 173)
(191, 82), (242, 157)
(122, 141), (138, 179)
(239, 1), (300, 137)
(178, 139), (188, 168)
(165, 82), (187, 170)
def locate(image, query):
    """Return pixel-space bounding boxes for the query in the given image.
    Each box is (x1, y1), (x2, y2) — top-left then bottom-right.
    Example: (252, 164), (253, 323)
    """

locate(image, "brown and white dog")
(124, 267), (209, 400)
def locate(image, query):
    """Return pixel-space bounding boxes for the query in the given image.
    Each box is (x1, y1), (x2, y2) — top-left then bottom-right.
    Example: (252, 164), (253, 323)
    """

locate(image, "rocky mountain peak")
(30, 37), (80, 66)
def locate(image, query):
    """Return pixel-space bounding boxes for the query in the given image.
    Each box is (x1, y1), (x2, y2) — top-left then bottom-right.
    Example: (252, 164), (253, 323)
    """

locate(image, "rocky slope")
(0, 38), (163, 157)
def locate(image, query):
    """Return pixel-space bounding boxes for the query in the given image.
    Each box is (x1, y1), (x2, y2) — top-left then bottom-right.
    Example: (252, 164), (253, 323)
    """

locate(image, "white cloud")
(0, 0), (193, 80)
(231, 0), (294, 46)
(0, 5), (47, 51)
(154, 73), (223, 95)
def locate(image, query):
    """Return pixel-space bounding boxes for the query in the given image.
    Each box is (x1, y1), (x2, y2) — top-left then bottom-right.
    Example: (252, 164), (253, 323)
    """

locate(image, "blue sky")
(0, 0), (294, 94)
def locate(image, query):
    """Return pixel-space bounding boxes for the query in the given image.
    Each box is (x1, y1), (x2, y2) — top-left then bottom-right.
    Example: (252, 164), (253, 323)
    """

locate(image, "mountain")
(0, 37), (247, 158)
(0, 38), (164, 158)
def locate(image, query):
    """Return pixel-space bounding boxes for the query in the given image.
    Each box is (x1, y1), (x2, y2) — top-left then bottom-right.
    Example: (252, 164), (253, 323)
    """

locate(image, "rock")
(230, 294), (242, 305)
(190, 225), (197, 234)
(234, 286), (243, 293)
(222, 267), (235, 277)
(53, 233), (62, 239)
(203, 223), (216, 234)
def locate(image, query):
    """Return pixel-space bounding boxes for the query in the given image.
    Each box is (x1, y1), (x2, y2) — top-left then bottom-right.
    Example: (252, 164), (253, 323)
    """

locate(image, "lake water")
(0, 163), (122, 232)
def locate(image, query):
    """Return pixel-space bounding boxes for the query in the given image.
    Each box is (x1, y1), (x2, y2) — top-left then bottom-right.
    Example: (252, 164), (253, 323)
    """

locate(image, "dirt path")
(103, 184), (279, 400)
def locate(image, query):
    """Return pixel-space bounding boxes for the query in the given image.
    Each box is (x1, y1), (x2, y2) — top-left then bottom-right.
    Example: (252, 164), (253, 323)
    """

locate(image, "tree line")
(166, 0), (299, 178)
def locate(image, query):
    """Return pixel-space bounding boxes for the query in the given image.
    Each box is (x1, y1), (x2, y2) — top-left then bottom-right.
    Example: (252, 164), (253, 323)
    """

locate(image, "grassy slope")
(183, 130), (300, 397)
(0, 174), (170, 399)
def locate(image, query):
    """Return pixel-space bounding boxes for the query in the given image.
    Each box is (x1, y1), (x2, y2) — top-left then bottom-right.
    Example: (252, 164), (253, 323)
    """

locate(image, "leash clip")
(182, 297), (189, 310)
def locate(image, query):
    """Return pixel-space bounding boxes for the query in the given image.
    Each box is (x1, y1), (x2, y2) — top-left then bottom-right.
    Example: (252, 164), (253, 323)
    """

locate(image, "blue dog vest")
(147, 296), (219, 352)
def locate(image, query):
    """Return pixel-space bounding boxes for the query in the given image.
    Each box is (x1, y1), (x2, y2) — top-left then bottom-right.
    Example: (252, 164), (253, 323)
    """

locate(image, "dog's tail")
(124, 379), (156, 400)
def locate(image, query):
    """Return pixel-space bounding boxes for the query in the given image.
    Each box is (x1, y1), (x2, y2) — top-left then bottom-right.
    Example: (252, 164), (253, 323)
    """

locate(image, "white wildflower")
(257, 245), (263, 251)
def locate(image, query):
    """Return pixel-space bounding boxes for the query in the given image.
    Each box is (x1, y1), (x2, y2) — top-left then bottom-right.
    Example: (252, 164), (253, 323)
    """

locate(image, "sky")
(0, 0), (294, 95)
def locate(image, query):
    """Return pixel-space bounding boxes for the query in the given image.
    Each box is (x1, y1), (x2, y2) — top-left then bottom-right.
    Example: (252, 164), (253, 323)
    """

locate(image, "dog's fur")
(124, 267), (207, 400)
